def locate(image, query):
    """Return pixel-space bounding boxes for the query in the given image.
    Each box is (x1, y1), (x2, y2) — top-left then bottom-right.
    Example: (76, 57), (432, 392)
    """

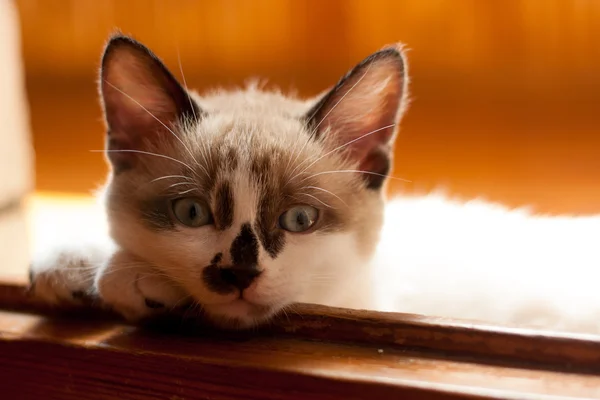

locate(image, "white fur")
(370, 193), (600, 334)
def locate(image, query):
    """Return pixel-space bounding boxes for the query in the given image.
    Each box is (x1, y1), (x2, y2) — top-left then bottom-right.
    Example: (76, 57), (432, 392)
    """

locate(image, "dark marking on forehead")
(250, 154), (271, 183)
(225, 147), (238, 171)
(255, 190), (286, 259)
(201, 146), (238, 194)
(138, 197), (175, 231)
(214, 181), (234, 230)
(230, 223), (259, 266)
(247, 151), (289, 259)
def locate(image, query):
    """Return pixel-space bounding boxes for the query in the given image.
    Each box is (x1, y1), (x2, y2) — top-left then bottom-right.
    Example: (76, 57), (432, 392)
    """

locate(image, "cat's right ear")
(99, 34), (201, 172)
(304, 44), (409, 190)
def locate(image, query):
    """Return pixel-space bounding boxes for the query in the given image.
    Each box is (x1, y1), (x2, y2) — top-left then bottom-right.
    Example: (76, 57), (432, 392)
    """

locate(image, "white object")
(0, 0), (34, 209)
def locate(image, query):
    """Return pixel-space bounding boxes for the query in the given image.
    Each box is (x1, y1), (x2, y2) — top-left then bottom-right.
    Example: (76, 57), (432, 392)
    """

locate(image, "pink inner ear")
(99, 36), (199, 172)
(313, 55), (406, 163)
(102, 50), (180, 140)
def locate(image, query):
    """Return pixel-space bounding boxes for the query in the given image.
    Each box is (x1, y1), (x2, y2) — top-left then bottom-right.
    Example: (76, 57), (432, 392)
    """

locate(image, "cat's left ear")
(305, 44), (409, 190)
(99, 34), (201, 172)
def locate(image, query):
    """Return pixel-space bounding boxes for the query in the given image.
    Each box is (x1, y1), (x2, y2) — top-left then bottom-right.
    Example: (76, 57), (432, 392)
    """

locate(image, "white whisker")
(303, 185), (348, 207)
(175, 47), (213, 170)
(313, 62), (373, 132)
(91, 149), (196, 172)
(170, 293), (194, 311)
(176, 47), (198, 124)
(300, 193), (334, 209)
(286, 62), (375, 184)
(151, 175), (193, 183)
(176, 188), (199, 196)
(290, 123), (396, 184)
(288, 193), (334, 209)
(166, 181), (196, 190)
(302, 169), (411, 183)
(283, 126), (311, 180)
(103, 80), (207, 178)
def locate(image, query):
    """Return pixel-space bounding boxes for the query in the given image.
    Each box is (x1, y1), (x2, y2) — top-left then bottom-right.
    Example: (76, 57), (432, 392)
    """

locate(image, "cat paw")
(29, 242), (110, 306)
(96, 251), (189, 322)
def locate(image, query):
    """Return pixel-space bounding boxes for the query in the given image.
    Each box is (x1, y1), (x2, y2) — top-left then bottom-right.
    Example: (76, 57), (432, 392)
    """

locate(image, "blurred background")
(15, 0), (600, 214)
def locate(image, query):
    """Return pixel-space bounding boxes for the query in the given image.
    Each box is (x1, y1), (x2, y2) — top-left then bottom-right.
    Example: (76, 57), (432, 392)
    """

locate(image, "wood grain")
(1, 281), (600, 399)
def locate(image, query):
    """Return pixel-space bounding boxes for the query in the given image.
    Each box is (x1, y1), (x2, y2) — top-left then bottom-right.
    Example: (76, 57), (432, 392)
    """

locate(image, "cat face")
(99, 35), (408, 328)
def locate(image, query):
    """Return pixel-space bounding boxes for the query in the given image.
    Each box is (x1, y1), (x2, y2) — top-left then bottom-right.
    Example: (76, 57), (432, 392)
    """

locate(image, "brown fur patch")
(138, 196), (175, 231)
(214, 181), (234, 230)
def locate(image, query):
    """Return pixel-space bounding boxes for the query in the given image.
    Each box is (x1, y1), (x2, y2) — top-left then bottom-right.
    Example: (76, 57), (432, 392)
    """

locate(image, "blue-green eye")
(279, 205), (319, 233)
(172, 198), (213, 227)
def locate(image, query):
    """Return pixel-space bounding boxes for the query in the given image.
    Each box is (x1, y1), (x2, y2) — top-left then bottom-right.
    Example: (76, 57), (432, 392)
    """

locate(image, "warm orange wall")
(16, 0), (600, 214)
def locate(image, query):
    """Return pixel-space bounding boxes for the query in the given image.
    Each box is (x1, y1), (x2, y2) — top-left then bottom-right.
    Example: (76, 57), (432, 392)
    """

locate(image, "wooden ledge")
(1, 281), (600, 399)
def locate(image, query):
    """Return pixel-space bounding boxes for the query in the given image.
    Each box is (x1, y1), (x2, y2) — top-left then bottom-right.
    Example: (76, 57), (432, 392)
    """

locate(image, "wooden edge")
(0, 327), (526, 400)
(3, 303), (600, 399)
(1, 280), (600, 375)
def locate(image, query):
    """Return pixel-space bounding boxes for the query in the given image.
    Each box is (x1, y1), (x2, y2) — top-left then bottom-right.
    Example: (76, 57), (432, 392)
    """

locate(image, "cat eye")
(279, 205), (319, 233)
(172, 198), (213, 228)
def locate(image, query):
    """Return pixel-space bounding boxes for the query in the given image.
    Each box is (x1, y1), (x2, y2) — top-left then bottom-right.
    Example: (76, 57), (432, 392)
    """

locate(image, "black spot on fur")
(218, 266), (261, 291)
(230, 223), (259, 266)
(203, 264), (235, 294)
(214, 182), (234, 230)
(211, 252), (223, 265)
(203, 251), (233, 294)
(203, 224), (263, 293)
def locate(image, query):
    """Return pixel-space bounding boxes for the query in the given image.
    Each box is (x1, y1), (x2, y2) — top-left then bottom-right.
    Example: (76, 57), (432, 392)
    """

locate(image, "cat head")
(99, 34), (409, 328)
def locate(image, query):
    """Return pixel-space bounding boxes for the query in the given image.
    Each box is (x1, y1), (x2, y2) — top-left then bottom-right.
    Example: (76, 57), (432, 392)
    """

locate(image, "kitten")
(30, 34), (406, 328)
(30, 34), (600, 334)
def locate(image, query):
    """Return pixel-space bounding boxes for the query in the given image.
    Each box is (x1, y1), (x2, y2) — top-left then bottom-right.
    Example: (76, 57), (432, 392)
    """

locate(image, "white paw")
(96, 250), (189, 322)
(29, 239), (114, 306)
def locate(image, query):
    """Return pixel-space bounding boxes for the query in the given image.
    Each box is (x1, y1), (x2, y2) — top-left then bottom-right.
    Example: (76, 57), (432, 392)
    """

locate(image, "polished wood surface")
(16, 0), (600, 214)
(1, 280), (600, 399)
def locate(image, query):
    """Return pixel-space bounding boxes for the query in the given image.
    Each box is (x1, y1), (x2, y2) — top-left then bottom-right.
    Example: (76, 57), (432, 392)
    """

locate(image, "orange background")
(16, 0), (600, 214)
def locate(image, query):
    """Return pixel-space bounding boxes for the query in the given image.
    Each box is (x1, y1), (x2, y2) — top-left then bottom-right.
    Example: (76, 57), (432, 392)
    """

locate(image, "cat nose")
(218, 266), (261, 291)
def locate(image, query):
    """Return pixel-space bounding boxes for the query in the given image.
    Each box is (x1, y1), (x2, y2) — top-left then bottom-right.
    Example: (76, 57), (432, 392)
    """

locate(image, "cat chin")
(203, 299), (281, 330)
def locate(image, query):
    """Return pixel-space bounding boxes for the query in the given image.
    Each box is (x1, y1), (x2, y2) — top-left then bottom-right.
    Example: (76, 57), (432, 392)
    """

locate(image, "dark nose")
(218, 266), (261, 291)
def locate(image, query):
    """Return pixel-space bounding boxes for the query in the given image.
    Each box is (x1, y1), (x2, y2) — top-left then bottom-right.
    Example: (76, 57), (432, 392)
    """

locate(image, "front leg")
(30, 238), (188, 322)
(96, 250), (190, 322)
(29, 236), (116, 306)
